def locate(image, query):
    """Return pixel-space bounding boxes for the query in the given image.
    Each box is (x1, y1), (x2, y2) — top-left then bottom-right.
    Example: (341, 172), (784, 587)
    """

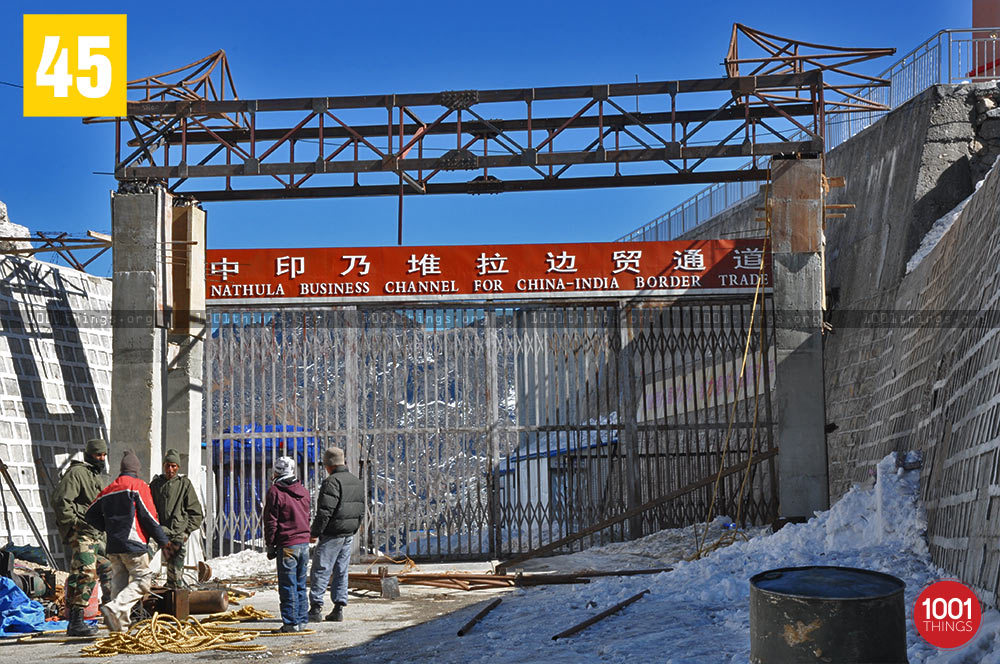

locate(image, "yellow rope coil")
(80, 612), (270, 657)
(203, 605), (274, 623)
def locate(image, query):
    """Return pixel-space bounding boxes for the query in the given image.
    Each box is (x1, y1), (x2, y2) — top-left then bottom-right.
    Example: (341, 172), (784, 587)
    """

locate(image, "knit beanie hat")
(273, 456), (296, 481)
(86, 438), (108, 456)
(120, 450), (141, 475)
(323, 447), (345, 467)
(163, 448), (181, 465)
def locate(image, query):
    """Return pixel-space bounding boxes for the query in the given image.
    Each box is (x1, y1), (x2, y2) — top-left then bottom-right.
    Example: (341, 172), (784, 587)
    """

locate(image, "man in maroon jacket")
(85, 450), (175, 632)
(263, 455), (311, 632)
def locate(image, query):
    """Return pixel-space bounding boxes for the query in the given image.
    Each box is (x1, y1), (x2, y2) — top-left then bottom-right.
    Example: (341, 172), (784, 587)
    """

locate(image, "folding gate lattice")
(203, 298), (777, 561)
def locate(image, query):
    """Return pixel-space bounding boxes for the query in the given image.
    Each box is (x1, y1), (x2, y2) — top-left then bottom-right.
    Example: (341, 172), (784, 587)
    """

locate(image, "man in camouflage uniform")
(52, 438), (112, 636)
(149, 449), (203, 588)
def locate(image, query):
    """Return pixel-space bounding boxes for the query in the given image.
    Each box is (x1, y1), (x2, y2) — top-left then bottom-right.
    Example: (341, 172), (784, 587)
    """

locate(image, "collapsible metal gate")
(204, 298), (777, 560)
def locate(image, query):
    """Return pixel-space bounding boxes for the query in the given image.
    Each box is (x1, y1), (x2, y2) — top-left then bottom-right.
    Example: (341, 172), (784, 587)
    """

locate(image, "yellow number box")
(23, 14), (126, 117)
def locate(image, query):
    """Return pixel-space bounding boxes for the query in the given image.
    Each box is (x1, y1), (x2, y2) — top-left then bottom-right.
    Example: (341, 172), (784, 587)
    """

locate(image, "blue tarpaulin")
(0, 576), (70, 637)
(203, 423), (323, 546)
(206, 423), (321, 464)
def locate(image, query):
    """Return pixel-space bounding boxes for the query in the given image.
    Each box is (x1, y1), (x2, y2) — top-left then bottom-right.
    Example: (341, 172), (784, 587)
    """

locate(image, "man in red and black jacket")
(85, 450), (175, 632)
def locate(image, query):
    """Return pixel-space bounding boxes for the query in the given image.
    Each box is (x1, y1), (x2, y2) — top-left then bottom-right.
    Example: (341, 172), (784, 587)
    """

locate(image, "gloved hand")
(266, 546), (277, 560)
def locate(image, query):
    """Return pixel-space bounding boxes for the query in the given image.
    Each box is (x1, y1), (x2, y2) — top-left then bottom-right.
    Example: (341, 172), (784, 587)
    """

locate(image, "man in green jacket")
(52, 438), (113, 636)
(149, 449), (204, 588)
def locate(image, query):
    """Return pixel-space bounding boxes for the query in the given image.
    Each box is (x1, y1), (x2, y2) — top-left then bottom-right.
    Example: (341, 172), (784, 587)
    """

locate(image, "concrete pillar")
(111, 185), (172, 479)
(770, 157), (829, 519)
(165, 202), (206, 493)
(617, 304), (642, 539)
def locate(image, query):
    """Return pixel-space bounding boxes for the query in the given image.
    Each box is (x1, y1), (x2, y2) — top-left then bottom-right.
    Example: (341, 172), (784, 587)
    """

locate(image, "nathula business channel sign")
(205, 240), (770, 305)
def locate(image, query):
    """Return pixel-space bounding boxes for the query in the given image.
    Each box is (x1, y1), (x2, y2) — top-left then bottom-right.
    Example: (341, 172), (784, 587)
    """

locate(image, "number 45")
(36, 35), (112, 99)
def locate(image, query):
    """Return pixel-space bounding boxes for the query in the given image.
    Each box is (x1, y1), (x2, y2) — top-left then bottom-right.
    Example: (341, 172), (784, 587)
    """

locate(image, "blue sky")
(0, 1), (969, 276)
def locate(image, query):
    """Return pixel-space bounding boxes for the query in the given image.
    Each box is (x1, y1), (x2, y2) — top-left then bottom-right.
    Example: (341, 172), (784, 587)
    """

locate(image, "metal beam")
(183, 169), (773, 201)
(144, 104), (816, 146)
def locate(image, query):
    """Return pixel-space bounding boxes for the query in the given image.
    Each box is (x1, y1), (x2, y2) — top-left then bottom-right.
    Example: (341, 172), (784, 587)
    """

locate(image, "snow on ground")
(208, 516), (760, 582)
(317, 452), (1000, 663)
(520, 517), (768, 574)
(209, 548), (275, 581)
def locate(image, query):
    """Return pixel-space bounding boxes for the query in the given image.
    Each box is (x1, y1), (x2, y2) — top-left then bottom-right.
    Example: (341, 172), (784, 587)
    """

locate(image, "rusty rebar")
(457, 598), (502, 636)
(551, 589), (650, 640)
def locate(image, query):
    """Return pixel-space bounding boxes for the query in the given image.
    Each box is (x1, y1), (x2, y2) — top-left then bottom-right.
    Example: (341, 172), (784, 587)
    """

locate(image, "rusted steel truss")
(0, 231), (112, 272)
(106, 70), (825, 202)
(725, 24), (895, 115)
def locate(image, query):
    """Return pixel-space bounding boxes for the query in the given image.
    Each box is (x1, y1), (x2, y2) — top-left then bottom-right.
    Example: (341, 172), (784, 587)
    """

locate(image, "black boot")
(67, 607), (98, 637)
(325, 603), (344, 622)
(308, 603), (324, 622)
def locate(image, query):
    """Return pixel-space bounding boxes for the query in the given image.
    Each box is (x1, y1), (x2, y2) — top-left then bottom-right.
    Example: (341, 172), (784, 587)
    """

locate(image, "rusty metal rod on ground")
(457, 598), (502, 636)
(348, 570), (671, 593)
(571, 568), (672, 578)
(512, 575), (590, 586)
(551, 589), (650, 640)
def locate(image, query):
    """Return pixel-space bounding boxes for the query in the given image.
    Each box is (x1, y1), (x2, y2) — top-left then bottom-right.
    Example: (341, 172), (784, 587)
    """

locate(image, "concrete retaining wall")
(684, 83), (1000, 607)
(0, 254), (112, 561)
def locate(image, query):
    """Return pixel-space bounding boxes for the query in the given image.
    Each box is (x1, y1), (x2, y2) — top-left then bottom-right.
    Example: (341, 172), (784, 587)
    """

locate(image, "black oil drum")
(750, 566), (907, 663)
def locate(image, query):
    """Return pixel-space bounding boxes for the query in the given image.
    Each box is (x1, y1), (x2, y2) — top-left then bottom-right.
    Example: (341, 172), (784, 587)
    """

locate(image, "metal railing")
(618, 28), (1000, 243)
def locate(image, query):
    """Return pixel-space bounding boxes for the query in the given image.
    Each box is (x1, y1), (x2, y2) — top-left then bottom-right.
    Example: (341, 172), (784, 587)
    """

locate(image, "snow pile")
(209, 549), (274, 581)
(521, 516), (768, 573)
(925, 611), (1000, 664)
(331, 452), (999, 663)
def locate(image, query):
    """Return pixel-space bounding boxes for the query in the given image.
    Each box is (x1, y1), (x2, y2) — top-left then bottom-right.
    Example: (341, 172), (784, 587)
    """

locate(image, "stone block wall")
(682, 83), (1000, 607)
(0, 254), (112, 561)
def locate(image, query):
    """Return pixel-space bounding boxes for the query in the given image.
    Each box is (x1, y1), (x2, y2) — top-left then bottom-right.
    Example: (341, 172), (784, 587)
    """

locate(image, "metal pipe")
(188, 589), (229, 614)
(551, 589), (649, 640)
(457, 598), (502, 636)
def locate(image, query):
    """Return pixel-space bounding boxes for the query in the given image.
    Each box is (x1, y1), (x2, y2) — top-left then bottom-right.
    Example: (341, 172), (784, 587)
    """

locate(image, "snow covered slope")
(325, 452), (999, 663)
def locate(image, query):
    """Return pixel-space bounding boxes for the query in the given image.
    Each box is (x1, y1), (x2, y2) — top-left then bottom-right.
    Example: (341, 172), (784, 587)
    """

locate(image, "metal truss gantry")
(84, 26), (893, 241)
(94, 57), (831, 203)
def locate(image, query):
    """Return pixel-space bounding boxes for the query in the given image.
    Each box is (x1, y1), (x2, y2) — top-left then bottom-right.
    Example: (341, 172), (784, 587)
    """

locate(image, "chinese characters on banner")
(206, 240), (769, 302)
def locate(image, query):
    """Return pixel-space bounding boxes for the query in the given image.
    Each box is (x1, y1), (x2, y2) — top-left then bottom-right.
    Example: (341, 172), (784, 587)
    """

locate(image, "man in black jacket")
(307, 447), (363, 622)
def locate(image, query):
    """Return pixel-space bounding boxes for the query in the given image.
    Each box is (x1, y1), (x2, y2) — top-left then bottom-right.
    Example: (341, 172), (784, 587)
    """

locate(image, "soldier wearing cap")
(52, 438), (113, 637)
(150, 448), (204, 588)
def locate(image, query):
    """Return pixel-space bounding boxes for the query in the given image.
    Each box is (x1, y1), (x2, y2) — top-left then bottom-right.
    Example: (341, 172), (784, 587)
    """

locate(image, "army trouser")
(66, 533), (113, 608)
(164, 538), (188, 588)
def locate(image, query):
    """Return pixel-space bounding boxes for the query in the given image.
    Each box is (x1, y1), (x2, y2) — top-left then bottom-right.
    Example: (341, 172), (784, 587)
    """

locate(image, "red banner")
(205, 240), (769, 304)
